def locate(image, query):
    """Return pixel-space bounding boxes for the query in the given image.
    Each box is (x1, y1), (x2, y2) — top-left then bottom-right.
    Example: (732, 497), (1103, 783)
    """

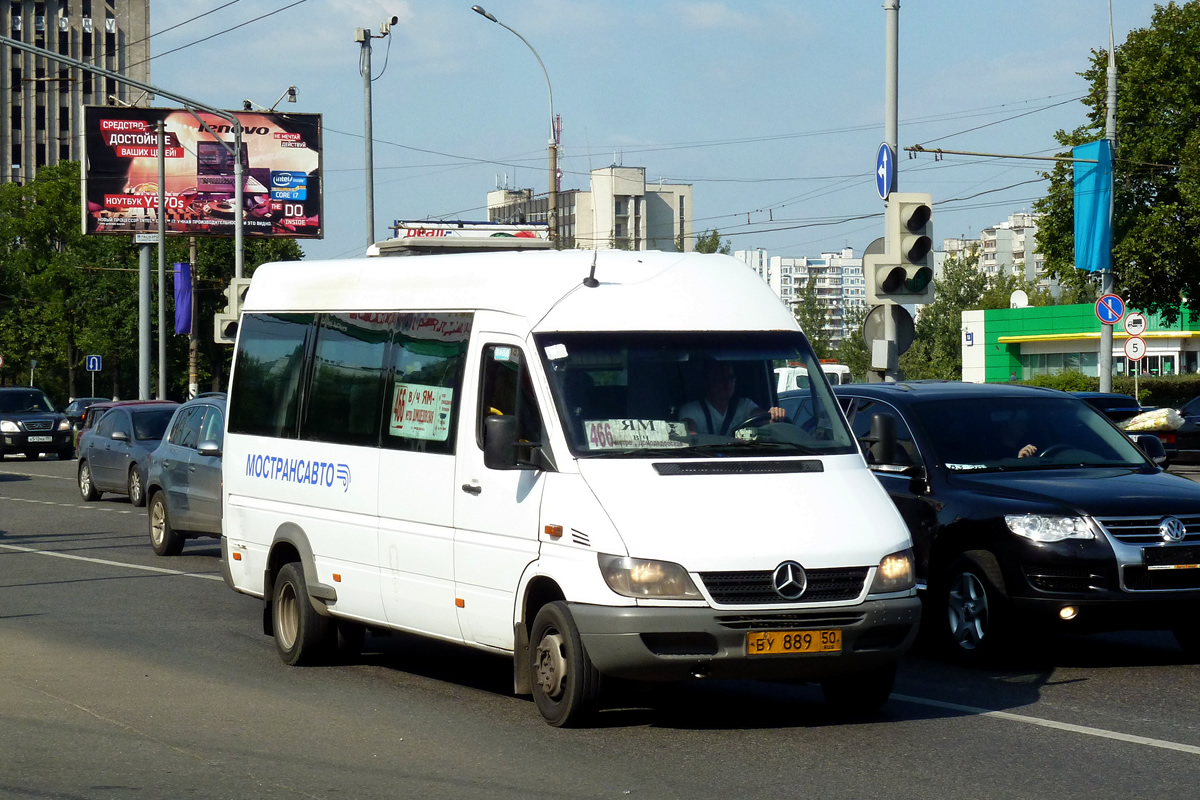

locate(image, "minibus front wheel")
(273, 562), (331, 666)
(529, 602), (601, 727)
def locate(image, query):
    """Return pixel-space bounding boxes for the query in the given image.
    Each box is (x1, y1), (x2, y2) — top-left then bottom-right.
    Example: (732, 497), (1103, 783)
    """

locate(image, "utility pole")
(189, 237), (199, 400)
(882, 0), (900, 380)
(1099, 0), (1118, 393)
(357, 17), (397, 249)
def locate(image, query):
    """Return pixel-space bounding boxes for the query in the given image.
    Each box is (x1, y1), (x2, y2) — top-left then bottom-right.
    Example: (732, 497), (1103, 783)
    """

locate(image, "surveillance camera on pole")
(865, 192), (934, 306)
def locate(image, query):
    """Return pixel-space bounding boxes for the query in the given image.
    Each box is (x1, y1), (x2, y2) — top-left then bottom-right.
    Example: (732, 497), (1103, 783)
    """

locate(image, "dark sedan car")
(828, 381), (1200, 664)
(0, 387), (74, 460)
(1162, 394), (1200, 464)
(63, 396), (109, 430)
(77, 401), (178, 506)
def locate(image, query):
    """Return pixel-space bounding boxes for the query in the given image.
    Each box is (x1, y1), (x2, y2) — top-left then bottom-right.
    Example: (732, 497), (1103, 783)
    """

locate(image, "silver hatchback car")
(145, 393), (225, 556)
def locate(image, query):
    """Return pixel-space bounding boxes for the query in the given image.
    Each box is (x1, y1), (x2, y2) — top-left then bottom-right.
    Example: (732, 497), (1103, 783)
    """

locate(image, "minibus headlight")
(598, 554), (702, 599)
(1005, 514), (1094, 543)
(869, 549), (915, 594)
(0, 420), (19, 433)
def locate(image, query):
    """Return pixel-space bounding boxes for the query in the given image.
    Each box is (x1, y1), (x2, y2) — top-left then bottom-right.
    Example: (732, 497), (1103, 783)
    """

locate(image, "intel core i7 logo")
(270, 171), (308, 201)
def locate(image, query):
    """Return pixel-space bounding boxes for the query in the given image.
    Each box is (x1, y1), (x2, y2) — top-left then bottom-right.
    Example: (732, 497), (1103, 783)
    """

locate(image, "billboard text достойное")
(81, 106), (322, 239)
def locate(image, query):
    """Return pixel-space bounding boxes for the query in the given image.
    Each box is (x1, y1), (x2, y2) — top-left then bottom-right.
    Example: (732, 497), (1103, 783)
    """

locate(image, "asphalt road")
(2, 456), (1199, 800)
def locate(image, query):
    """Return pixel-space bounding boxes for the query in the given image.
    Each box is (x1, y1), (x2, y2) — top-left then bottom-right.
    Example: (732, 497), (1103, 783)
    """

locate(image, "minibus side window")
(477, 345), (543, 450)
(301, 313), (387, 447)
(228, 312), (314, 439)
(382, 312), (472, 455)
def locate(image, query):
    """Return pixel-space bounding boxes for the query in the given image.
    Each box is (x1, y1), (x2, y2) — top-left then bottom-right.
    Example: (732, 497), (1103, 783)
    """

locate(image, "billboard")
(82, 106), (322, 239)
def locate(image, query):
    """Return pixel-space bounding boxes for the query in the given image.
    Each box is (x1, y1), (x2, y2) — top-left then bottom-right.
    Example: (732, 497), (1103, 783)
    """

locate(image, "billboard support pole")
(0, 33), (245, 276)
(189, 237), (199, 399)
(157, 121), (167, 399)
(138, 244), (151, 400)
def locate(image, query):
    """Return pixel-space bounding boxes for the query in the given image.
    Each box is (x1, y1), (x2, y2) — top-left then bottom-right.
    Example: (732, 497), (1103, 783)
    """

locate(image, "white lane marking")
(1, 495), (134, 514)
(893, 694), (1200, 756)
(0, 468), (74, 481)
(0, 543), (223, 582)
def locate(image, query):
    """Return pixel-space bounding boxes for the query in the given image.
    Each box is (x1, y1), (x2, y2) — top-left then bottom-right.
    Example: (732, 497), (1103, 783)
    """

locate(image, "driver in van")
(679, 360), (786, 436)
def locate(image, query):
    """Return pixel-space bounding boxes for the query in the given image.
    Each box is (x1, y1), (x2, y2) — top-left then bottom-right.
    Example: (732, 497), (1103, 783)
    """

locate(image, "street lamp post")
(472, 5), (557, 246)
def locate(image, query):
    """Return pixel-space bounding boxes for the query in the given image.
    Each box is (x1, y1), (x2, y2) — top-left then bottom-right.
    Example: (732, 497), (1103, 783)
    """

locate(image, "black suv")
(828, 381), (1200, 662)
(0, 387), (74, 460)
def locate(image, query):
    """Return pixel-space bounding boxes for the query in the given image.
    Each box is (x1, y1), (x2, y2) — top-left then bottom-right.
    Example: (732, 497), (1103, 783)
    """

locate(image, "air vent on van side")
(571, 528), (590, 547)
(653, 460), (823, 476)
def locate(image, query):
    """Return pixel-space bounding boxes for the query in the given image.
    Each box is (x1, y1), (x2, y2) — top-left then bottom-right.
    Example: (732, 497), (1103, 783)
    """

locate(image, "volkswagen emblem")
(1160, 516), (1187, 543)
(772, 561), (808, 600)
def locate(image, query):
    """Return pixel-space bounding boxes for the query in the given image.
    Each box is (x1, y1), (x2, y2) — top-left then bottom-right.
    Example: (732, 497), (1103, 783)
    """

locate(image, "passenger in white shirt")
(679, 360), (786, 436)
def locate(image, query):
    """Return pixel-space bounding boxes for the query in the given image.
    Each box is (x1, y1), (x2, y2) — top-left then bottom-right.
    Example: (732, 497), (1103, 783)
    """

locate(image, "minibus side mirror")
(484, 414), (520, 470)
(1132, 433), (1167, 465)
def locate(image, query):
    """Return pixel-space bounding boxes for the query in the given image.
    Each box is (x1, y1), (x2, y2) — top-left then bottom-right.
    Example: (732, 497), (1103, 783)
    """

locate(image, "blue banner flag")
(1073, 139), (1113, 273)
(173, 262), (192, 334)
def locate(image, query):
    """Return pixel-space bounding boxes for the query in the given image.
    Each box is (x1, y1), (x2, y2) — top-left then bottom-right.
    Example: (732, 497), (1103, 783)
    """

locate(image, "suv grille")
(23, 420), (52, 432)
(1096, 515), (1200, 545)
(699, 567), (869, 605)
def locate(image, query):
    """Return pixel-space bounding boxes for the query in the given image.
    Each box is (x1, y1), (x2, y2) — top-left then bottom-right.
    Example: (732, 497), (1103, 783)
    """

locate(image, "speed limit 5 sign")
(1124, 336), (1147, 361)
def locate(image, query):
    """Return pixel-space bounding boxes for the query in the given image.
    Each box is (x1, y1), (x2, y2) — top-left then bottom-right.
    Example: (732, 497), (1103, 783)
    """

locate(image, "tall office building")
(1, 0), (150, 185)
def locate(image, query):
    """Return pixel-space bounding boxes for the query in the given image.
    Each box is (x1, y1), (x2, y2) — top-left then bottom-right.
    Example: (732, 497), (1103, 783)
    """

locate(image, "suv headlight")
(598, 554), (702, 599)
(869, 548), (915, 593)
(1005, 514), (1094, 543)
(0, 420), (19, 433)
(58, 418), (71, 431)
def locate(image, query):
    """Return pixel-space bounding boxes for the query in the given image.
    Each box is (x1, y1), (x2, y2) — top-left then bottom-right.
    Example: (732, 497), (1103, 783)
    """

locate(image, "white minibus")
(221, 250), (919, 726)
(776, 362), (852, 391)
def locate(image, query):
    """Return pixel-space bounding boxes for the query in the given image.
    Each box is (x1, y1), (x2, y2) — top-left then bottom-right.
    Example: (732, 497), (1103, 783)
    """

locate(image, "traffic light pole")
(882, 0), (900, 380)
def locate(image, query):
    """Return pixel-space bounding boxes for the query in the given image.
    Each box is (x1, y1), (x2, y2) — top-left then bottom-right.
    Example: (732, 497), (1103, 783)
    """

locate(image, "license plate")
(1144, 545), (1200, 570)
(27, 435), (53, 443)
(747, 629), (841, 655)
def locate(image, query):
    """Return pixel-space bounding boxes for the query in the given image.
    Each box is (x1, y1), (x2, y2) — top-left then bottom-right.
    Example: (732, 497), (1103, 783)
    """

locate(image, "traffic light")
(865, 192), (934, 305)
(213, 277), (252, 344)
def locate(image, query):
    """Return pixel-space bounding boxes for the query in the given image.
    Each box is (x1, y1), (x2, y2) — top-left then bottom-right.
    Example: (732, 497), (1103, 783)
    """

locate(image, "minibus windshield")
(535, 331), (857, 458)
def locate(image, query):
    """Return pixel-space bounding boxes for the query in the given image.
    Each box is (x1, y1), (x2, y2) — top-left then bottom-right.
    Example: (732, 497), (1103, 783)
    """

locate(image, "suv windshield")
(911, 396), (1149, 472)
(535, 331), (857, 458)
(0, 391), (54, 414)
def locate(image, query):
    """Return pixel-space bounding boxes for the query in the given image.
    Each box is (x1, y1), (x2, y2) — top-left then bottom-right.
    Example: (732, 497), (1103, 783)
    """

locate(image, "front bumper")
(1, 430), (72, 454)
(570, 596), (920, 682)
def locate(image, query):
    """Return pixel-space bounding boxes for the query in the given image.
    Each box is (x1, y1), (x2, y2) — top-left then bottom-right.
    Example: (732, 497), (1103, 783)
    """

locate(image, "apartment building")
(734, 247), (866, 349)
(487, 165), (692, 252)
(2, 0), (151, 185)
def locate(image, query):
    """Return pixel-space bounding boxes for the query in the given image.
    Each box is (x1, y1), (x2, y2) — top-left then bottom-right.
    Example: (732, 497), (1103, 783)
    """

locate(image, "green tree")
(1035, 1), (1200, 323)
(693, 229), (731, 254)
(793, 274), (832, 359)
(834, 304), (871, 382)
(899, 250), (988, 379)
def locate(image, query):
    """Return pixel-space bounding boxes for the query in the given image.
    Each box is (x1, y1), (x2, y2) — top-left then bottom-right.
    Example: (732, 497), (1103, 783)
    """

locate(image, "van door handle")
(461, 483), (482, 495)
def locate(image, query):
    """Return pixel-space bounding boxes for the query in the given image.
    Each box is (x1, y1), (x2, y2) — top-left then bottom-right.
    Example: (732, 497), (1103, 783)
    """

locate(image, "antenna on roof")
(583, 251), (600, 288)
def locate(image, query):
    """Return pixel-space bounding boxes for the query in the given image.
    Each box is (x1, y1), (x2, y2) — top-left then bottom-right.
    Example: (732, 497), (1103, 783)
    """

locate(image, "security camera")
(381, 14), (399, 34)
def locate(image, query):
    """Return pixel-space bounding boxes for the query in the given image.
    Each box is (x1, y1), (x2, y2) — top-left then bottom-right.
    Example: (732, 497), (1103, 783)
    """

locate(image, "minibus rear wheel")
(529, 602), (601, 727)
(273, 562), (331, 666)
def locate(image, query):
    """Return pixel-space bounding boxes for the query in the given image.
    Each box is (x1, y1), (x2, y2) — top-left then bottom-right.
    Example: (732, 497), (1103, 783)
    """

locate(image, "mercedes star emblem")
(772, 561), (808, 600)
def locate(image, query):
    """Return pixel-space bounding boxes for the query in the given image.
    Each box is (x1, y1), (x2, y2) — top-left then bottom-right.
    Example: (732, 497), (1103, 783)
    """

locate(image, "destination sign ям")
(82, 106), (323, 240)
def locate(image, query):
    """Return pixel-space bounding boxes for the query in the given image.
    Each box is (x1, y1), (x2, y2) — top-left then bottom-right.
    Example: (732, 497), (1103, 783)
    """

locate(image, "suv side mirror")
(197, 440), (223, 458)
(483, 414), (520, 470)
(1132, 433), (1167, 465)
(865, 413), (897, 465)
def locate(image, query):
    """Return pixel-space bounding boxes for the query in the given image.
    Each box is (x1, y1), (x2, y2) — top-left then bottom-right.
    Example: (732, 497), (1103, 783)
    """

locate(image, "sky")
(147, 0), (1162, 263)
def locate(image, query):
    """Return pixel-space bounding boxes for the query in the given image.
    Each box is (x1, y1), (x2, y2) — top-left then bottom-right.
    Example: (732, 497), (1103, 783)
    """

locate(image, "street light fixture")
(472, 5), (557, 246)
(242, 86), (298, 113)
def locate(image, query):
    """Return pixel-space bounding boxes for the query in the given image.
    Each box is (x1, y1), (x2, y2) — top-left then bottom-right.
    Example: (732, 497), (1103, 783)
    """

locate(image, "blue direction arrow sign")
(85, 355), (101, 372)
(1095, 294), (1125, 325)
(875, 143), (894, 200)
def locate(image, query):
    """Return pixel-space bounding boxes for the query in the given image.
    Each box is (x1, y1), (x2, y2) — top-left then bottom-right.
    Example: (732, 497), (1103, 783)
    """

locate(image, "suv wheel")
(939, 556), (1010, 666)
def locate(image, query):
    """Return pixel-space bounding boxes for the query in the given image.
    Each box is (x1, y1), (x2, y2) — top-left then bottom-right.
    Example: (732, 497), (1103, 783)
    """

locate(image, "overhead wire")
(128, 0), (310, 69)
